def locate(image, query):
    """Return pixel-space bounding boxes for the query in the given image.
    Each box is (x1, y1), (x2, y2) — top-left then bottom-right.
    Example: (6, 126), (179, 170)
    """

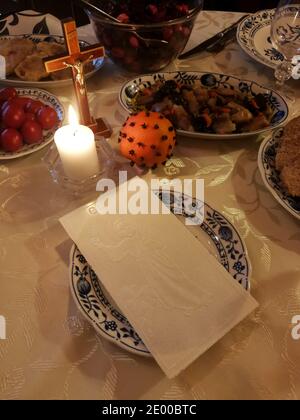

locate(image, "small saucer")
(43, 135), (116, 196)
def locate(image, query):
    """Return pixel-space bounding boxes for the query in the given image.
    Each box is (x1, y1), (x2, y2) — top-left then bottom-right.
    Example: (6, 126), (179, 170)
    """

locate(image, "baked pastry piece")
(275, 116), (300, 197)
(50, 67), (72, 80)
(15, 54), (49, 81)
(0, 38), (35, 76)
(35, 41), (65, 58)
(14, 41), (67, 81)
(0, 38), (91, 82)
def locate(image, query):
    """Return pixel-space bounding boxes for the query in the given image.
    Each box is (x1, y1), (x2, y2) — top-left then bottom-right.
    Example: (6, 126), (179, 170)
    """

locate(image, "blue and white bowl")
(119, 71), (289, 140)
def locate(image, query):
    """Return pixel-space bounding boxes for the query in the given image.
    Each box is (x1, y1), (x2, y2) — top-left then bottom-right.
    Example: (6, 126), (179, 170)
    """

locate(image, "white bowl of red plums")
(0, 87), (62, 155)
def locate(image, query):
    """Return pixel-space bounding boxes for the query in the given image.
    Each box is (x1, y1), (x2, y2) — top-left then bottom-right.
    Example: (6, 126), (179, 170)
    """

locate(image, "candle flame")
(68, 105), (79, 126)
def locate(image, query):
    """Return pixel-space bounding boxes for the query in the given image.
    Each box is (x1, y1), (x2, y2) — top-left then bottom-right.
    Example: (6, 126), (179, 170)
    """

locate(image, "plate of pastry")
(258, 116), (300, 220)
(0, 34), (105, 87)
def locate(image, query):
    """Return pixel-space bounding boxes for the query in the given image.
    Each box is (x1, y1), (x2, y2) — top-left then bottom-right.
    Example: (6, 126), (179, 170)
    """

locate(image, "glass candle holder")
(43, 135), (116, 196)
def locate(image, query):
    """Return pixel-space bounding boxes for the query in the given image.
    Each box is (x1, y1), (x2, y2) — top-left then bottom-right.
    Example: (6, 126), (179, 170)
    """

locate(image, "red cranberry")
(146, 4), (158, 16)
(129, 36), (139, 49)
(175, 24), (183, 33)
(117, 13), (129, 23)
(176, 4), (189, 15)
(163, 28), (174, 41)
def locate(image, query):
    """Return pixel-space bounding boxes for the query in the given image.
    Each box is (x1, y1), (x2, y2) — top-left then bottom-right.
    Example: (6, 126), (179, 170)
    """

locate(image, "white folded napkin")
(60, 179), (258, 378)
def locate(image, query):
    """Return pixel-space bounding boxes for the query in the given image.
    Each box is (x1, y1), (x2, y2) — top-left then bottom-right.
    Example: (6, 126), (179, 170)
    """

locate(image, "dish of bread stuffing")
(258, 116), (300, 220)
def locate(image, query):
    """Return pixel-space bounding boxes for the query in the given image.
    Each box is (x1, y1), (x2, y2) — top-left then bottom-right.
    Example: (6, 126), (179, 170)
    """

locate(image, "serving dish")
(0, 87), (64, 160)
(83, 0), (203, 73)
(0, 34), (104, 88)
(119, 71), (288, 140)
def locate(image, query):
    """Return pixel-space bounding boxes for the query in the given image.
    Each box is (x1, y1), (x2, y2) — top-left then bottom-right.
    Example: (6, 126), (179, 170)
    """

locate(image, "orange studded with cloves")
(119, 111), (176, 169)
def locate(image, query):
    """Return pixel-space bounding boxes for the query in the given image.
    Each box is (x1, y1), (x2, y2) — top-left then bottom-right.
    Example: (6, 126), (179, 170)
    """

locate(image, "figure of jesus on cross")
(44, 18), (111, 137)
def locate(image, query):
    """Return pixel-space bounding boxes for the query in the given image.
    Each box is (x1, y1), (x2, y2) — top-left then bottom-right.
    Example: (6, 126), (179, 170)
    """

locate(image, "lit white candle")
(54, 106), (100, 181)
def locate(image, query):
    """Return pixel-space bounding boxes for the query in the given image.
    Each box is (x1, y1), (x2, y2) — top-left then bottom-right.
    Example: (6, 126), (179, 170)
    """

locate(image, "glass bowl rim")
(86, 4), (203, 30)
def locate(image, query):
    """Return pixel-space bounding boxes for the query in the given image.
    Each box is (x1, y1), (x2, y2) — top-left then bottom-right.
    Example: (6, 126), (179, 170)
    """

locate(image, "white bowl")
(119, 71), (289, 140)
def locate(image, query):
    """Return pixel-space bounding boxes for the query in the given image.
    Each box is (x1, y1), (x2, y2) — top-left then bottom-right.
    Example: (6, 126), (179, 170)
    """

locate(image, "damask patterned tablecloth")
(0, 11), (300, 400)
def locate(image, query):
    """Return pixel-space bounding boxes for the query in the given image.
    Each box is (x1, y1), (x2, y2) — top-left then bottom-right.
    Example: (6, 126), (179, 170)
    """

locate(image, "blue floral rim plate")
(0, 10), (104, 87)
(0, 9), (62, 36)
(0, 88), (64, 160)
(0, 34), (104, 88)
(237, 9), (284, 70)
(119, 71), (288, 140)
(258, 129), (300, 220)
(69, 191), (252, 357)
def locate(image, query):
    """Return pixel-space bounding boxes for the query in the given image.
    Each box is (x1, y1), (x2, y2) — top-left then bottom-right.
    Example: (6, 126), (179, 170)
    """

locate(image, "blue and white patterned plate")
(0, 10), (62, 37)
(0, 9), (63, 37)
(119, 71), (288, 140)
(0, 87), (64, 160)
(237, 9), (284, 70)
(69, 192), (251, 357)
(0, 34), (104, 88)
(258, 129), (300, 220)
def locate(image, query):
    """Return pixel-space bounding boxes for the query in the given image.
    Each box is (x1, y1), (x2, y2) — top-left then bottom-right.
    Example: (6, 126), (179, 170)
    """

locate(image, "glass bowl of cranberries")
(82, 0), (203, 73)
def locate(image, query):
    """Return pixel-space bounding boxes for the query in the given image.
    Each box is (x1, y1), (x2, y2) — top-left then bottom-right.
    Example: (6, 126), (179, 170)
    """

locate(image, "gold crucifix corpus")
(44, 18), (111, 137)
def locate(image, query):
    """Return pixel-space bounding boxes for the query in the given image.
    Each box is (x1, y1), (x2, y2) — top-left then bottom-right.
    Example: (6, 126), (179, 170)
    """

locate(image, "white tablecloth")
(0, 11), (300, 400)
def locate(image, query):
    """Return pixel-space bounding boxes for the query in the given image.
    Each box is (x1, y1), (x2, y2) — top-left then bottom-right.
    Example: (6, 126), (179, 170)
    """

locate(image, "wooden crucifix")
(44, 18), (111, 137)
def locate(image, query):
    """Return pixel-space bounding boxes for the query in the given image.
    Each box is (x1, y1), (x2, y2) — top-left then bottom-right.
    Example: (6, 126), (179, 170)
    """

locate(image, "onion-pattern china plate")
(69, 192), (252, 356)
(258, 129), (300, 220)
(0, 9), (63, 37)
(119, 71), (288, 140)
(0, 34), (105, 88)
(237, 9), (284, 70)
(0, 88), (64, 160)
